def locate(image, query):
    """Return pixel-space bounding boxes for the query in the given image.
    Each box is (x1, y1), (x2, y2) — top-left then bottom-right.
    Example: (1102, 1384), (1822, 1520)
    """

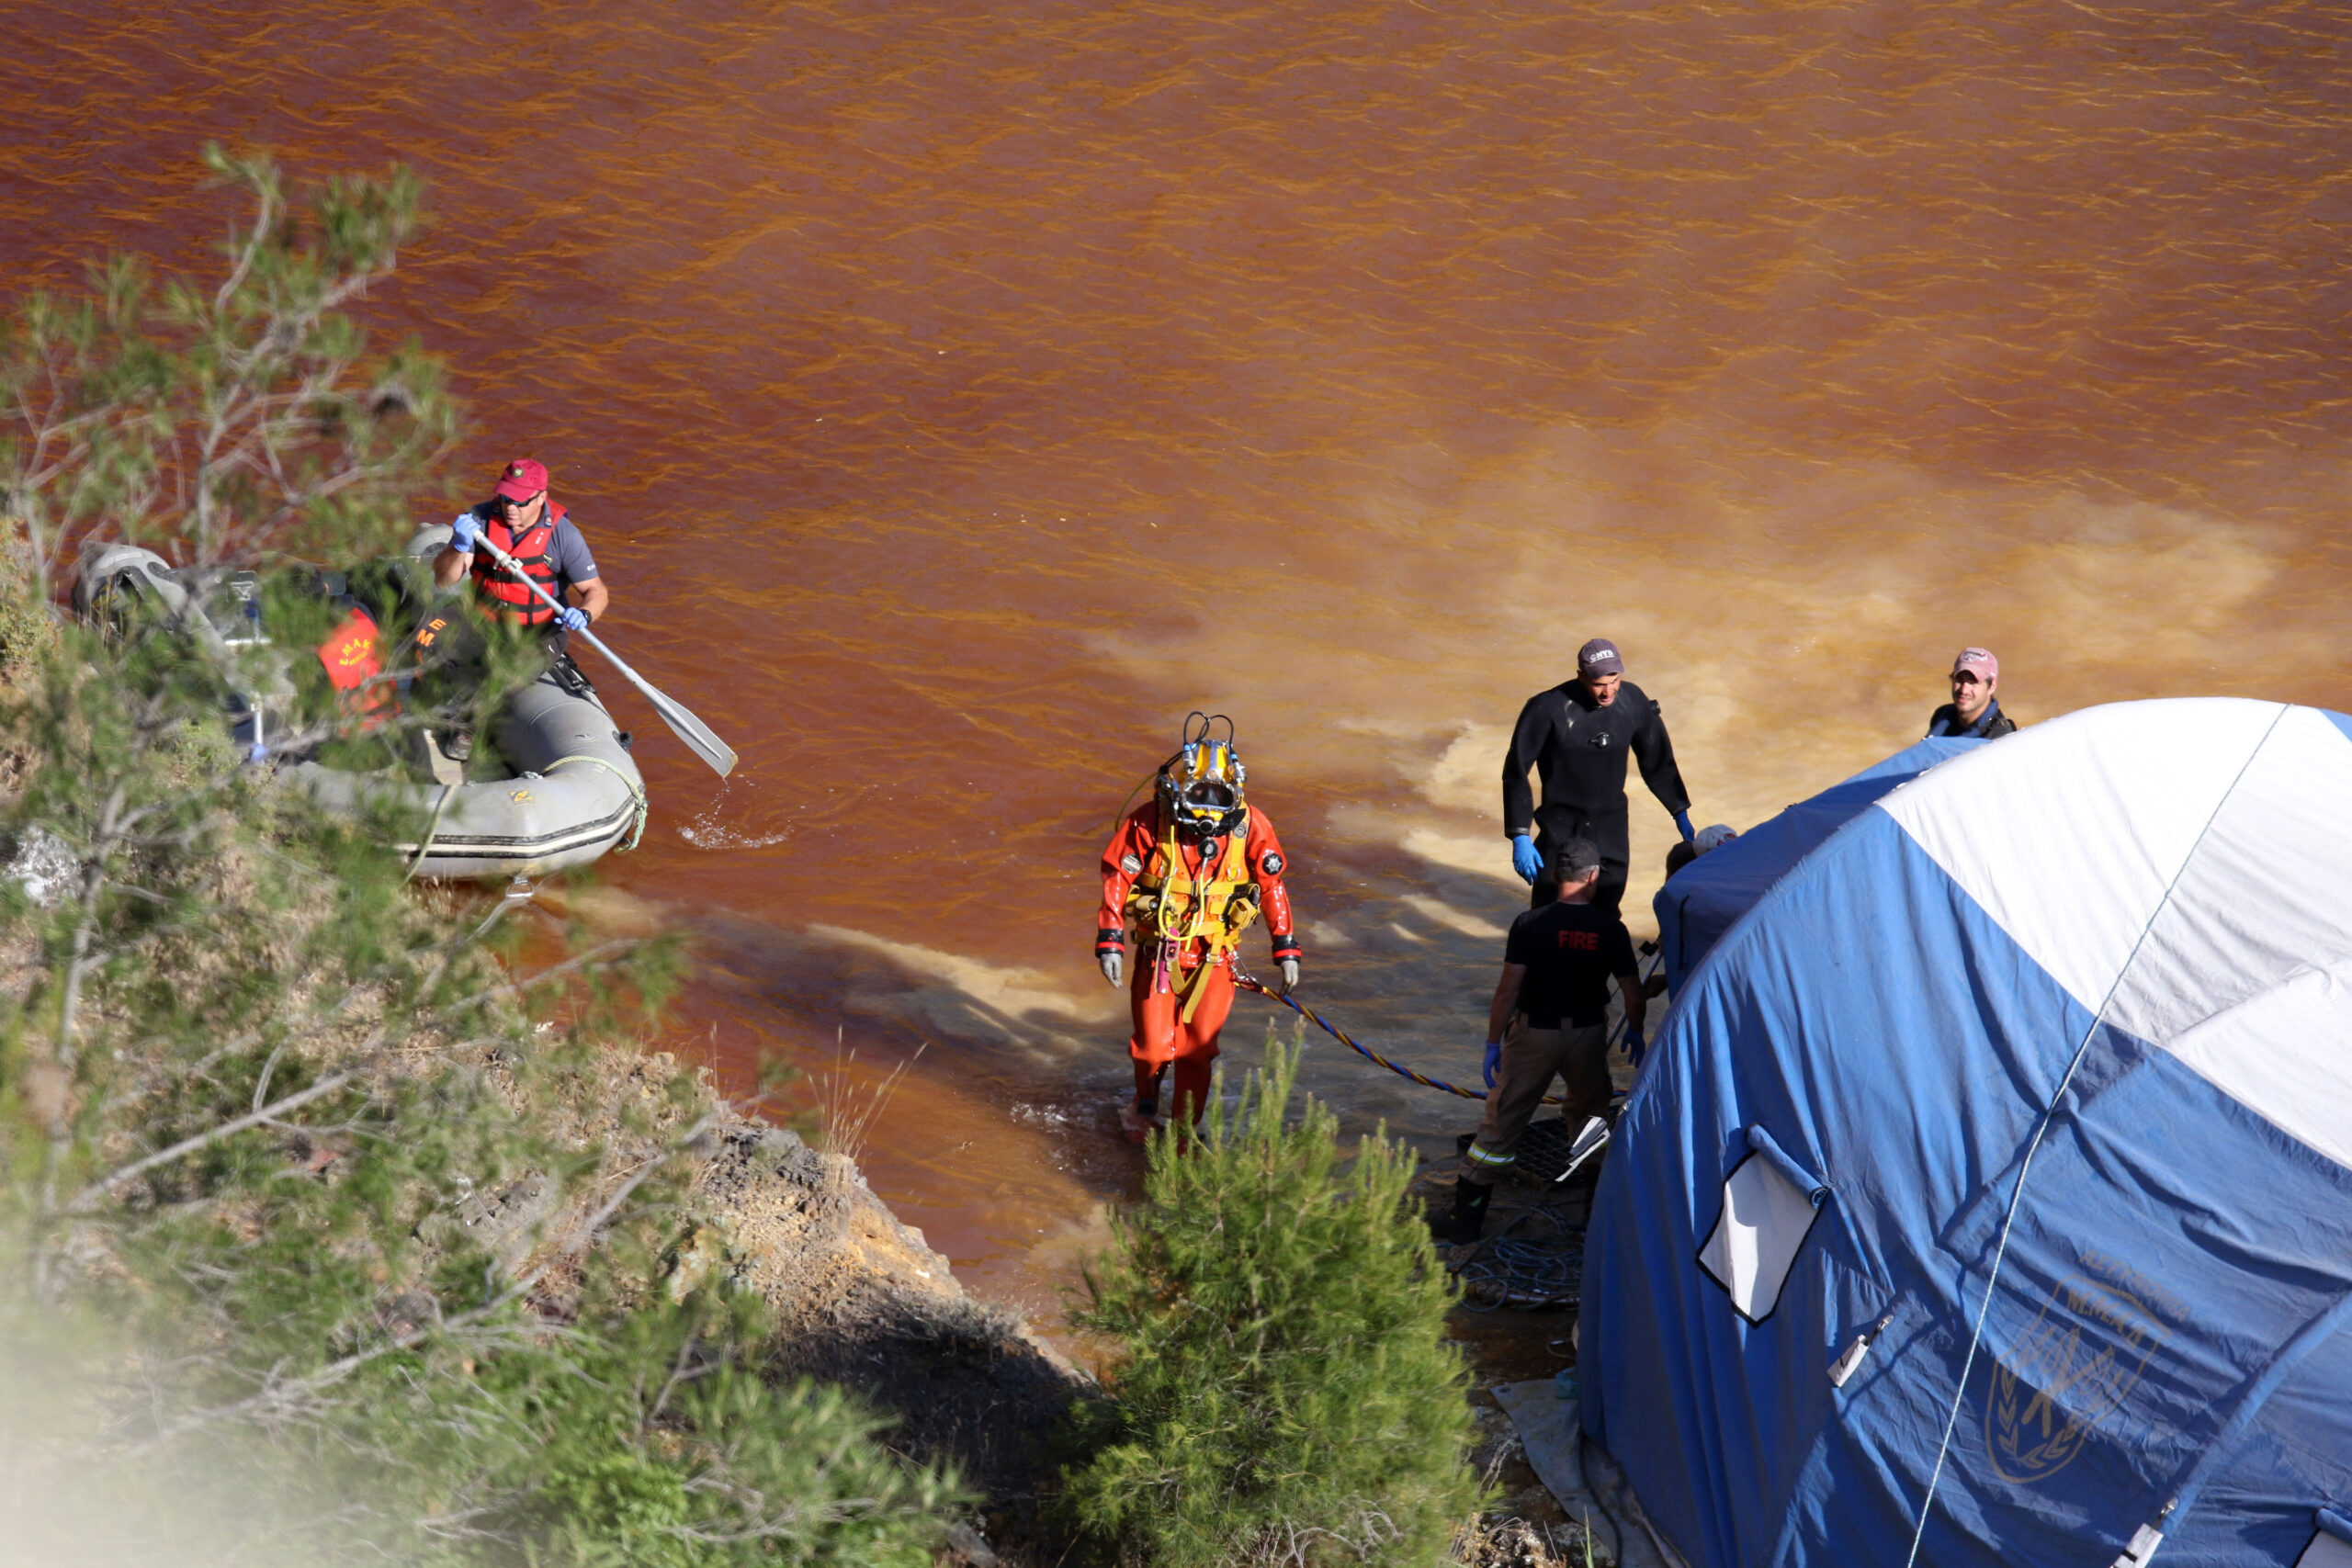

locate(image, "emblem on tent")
(1987, 1271), (2168, 1483)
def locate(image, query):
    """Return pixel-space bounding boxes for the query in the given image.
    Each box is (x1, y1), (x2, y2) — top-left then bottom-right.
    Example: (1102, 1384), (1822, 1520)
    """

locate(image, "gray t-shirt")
(456, 509), (599, 594)
(542, 517), (598, 593)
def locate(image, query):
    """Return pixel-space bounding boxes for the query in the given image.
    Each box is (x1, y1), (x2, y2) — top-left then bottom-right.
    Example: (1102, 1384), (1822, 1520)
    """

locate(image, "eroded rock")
(685, 1122), (1091, 1509)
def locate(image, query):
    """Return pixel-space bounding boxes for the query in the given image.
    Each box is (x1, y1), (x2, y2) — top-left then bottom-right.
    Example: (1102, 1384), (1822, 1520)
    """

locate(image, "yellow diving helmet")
(1158, 712), (1249, 838)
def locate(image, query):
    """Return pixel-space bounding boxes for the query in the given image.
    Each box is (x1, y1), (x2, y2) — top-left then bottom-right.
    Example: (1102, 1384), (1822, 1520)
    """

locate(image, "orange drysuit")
(1097, 799), (1301, 1121)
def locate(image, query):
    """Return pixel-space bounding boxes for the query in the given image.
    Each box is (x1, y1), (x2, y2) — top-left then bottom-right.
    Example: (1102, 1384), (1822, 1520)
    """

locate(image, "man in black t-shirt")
(1440, 838), (1645, 1244)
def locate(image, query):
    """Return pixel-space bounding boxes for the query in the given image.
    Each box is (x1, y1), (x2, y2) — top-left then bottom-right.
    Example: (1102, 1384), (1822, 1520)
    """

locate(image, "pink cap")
(492, 457), (548, 502)
(1952, 647), (1998, 681)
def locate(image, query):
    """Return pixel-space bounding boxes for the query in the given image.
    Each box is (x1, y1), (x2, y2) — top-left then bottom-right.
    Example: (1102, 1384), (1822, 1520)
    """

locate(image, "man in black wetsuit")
(1500, 637), (1694, 913)
(1926, 647), (2017, 739)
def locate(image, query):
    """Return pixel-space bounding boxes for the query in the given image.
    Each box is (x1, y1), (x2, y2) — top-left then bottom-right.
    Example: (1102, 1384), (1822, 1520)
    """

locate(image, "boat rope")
(1232, 969), (1566, 1106)
(401, 777), (460, 885)
(541, 754), (650, 852)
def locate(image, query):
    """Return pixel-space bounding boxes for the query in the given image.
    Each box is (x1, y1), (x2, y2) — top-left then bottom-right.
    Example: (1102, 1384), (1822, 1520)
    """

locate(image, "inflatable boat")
(73, 527), (646, 881)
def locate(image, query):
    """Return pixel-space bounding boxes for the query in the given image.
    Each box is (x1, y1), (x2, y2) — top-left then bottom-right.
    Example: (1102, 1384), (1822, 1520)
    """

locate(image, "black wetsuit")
(1927, 699), (2015, 739)
(1501, 679), (1690, 913)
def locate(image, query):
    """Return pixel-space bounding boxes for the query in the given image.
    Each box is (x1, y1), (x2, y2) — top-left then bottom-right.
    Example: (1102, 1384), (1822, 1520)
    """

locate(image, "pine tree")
(1068, 1035), (1484, 1567)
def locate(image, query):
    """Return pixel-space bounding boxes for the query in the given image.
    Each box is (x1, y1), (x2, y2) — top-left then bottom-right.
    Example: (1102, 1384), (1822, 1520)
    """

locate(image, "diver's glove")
(1099, 950), (1124, 987)
(1624, 1023), (1646, 1066)
(1483, 1039), (1502, 1089)
(449, 513), (481, 553)
(556, 605), (589, 631)
(1277, 957), (1299, 994)
(1674, 809), (1695, 844)
(1510, 833), (1543, 883)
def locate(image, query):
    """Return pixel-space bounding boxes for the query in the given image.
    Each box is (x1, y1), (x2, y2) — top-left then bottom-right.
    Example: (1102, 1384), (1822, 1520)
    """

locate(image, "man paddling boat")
(433, 457), (608, 654)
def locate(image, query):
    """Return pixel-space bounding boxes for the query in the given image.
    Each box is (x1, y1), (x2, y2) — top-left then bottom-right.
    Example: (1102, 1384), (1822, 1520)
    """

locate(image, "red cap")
(1952, 647), (1999, 682)
(492, 458), (548, 502)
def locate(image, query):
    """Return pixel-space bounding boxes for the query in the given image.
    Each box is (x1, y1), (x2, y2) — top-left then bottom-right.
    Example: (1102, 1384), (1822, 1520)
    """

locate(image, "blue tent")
(1652, 737), (1983, 996)
(1584, 700), (2352, 1568)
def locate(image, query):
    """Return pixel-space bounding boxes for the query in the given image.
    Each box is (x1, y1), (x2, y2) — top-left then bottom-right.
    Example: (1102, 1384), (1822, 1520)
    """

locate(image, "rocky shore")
(682, 1117), (1089, 1537)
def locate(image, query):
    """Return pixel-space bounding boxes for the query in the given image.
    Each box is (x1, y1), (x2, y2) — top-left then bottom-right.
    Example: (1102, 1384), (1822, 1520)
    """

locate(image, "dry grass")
(1452, 1510), (1604, 1566)
(1444, 1406), (1611, 1566)
(811, 1028), (922, 1167)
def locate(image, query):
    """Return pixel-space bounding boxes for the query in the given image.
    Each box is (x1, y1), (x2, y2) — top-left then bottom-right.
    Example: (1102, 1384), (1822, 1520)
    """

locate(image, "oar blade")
(471, 537), (741, 778)
(646, 685), (738, 777)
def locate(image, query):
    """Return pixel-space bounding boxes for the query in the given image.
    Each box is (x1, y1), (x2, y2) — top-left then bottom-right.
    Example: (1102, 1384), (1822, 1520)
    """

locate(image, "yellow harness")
(1125, 811), (1261, 1021)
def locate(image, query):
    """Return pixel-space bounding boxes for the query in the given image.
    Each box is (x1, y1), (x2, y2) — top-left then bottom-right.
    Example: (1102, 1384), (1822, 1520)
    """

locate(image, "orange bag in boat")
(316, 606), (390, 725)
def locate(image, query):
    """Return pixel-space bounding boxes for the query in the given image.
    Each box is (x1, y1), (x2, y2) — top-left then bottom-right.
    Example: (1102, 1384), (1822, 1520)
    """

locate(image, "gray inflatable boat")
(289, 666), (645, 880)
(74, 529), (646, 882)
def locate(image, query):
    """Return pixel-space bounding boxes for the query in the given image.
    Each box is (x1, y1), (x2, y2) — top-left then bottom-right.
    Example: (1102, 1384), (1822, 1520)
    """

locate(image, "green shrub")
(1068, 1036), (1483, 1566)
(483, 1293), (956, 1568)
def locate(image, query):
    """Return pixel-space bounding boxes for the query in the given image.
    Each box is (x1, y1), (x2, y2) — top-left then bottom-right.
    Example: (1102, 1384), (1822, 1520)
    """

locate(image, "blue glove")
(1624, 1023), (1646, 1066)
(449, 513), (481, 553)
(1674, 809), (1695, 844)
(1483, 1039), (1502, 1089)
(1510, 833), (1543, 884)
(556, 605), (588, 631)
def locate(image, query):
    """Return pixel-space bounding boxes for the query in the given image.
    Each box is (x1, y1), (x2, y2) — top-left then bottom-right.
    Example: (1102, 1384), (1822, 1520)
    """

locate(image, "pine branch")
(62, 1066), (362, 1213)
(116, 1111), (720, 1449)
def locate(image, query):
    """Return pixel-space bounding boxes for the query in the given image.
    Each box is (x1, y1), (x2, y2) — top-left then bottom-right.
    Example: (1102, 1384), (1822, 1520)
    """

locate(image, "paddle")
(469, 534), (739, 778)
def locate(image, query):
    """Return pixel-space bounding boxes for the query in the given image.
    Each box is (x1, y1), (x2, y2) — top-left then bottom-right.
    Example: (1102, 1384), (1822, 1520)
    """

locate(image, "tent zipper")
(1828, 1311), (1894, 1390)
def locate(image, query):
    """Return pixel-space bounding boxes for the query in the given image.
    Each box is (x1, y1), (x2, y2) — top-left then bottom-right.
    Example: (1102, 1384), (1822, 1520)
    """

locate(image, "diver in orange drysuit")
(1096, 716), (1302, 1140)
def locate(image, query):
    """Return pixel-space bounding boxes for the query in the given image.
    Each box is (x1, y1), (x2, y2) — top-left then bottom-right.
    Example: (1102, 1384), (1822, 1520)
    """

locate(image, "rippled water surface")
(8, 0), (2350, 1314)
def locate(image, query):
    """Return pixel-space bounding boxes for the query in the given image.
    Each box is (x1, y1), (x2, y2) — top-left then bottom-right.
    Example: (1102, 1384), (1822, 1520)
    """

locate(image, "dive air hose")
(1232, 946), (1663, 1107)
(1232, 968), (1568, 1105)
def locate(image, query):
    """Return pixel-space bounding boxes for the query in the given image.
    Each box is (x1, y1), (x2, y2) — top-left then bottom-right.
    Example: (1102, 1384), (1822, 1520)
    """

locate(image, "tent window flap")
(2298, 1508), (2352, 1568)
(1696, 1130), (1828, 1324)
(2296, 1532), (2352, 1568)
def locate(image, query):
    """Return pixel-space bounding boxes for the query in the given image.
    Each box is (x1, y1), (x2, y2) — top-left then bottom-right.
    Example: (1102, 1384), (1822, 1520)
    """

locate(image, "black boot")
(1438, 1178), (1494, 1245)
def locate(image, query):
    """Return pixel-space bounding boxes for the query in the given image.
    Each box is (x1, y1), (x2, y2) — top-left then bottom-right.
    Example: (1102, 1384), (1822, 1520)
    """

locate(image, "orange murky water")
(8, 0), (2351, 1317)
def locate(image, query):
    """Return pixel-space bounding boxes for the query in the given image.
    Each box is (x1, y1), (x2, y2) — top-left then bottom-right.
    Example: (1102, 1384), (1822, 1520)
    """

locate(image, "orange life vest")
(467, 501), (571, 626)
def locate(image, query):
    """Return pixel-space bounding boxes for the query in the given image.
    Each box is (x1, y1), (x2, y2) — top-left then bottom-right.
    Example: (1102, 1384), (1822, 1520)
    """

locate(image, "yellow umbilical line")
(1233, 972), (1566, 1107)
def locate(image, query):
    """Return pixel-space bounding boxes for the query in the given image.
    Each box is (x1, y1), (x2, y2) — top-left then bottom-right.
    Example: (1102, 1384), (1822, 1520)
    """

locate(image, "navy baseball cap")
(1577, 637), (1624, 676)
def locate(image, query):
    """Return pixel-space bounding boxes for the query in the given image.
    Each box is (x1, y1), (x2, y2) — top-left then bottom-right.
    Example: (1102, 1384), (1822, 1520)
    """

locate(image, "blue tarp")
(1652, 737), (1980, 997)
(1586, 701), (2352, 1568)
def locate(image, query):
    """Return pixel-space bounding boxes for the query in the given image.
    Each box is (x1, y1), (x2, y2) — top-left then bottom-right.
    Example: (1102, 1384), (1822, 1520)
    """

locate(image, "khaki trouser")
(1466, 1018), (1611, 1176)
